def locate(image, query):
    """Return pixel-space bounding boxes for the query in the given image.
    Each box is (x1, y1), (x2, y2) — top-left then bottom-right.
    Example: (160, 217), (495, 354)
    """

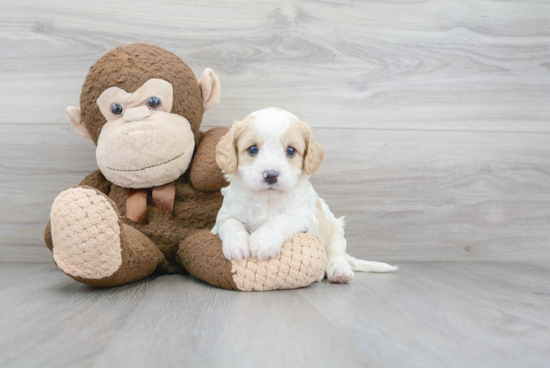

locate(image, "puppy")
(212, 107), (397, 283)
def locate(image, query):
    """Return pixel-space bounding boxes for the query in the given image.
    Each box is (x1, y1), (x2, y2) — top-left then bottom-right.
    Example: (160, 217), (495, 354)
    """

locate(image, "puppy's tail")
(345, 254), (398, 273)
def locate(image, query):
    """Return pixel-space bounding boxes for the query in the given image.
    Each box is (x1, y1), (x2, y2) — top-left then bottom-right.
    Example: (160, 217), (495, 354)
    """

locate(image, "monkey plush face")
(65, 44), (220, 188)
(94, 78), (195, 188)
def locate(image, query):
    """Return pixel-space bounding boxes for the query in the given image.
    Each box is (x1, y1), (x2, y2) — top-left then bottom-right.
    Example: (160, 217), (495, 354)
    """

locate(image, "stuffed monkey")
(44, 44), (326, 291)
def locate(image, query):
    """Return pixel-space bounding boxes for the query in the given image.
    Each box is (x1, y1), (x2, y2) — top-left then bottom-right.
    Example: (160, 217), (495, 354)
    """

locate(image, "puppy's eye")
(286, 146), (296, 157)
(147, 96), (161, 109)
(247, 145), (259, 156)
(110, 103), (123, 116)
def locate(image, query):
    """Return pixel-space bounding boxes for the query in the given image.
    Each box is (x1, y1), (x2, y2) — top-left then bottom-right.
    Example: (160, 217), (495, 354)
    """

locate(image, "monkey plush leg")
(178, 231), (327, 291)
(49, 186), (165, 287)
(178, 230), (239, 290)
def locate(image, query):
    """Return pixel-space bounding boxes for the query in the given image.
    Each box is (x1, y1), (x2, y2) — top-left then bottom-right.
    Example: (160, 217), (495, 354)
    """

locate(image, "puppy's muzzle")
(263, 170), (279, 185)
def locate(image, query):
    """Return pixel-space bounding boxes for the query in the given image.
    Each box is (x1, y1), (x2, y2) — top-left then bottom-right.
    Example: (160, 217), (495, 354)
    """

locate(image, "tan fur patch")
(281, 121), (306, 171)
(216, 117), (254, 173)
(236, 122), (262, 167)
(287, 120), (324, 175)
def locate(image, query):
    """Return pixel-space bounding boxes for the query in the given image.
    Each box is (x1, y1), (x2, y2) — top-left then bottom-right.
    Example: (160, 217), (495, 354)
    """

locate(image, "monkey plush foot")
(50, 186), (164, 287)
(51, 186), (122, 279)
(179, 231), (327, 291)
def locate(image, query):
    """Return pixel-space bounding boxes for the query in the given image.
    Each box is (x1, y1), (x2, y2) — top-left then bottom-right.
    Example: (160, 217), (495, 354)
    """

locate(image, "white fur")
(212, 107), (398, 283)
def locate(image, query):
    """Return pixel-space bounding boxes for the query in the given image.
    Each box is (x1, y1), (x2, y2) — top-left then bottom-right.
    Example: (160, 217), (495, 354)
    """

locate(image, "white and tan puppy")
(212, 107), (397, 283)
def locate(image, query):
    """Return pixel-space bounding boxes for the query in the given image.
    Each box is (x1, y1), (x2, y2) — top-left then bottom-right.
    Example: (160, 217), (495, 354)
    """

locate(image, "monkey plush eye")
(247, 145), (259, 156)
(110, 103), (123, 116)
(286, 146), (296, 157)
(147, 96), (161, 109)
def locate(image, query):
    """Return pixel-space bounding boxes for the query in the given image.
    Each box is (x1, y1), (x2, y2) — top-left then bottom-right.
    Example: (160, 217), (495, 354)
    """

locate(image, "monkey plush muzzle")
(96, 109), (195, 189)
(93, 78), (195, 189)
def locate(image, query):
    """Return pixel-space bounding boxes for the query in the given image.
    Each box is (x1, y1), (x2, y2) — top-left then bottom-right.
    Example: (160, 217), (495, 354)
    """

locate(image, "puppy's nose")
(123, 106), (151, 122)
(263, 170), (279, 185)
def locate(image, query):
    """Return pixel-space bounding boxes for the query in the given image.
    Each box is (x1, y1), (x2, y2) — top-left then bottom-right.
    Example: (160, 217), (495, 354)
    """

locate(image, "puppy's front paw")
(327, 263), (355, 284)
(222, 230), (250, 261)
(249, 227), (284, 260)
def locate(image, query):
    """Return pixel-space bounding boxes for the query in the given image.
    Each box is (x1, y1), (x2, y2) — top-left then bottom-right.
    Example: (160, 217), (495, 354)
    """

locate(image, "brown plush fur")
(190, 127), (230, 192)
(108, 162), (224, 275)
(45, 128), (228, 283)
(80, 43), (204, 145)
(178, 230), (239, 290)
(45, 44), (229, 287)
(67, 186), (166, 287)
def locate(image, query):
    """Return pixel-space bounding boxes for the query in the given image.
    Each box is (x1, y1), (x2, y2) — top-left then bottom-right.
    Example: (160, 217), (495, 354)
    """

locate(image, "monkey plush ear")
(198, 68), (221, 111)
(66, 106), (92, 139)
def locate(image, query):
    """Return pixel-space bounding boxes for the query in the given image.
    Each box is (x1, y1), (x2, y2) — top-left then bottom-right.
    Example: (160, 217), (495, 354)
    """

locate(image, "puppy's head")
(216, 107), (324, 193)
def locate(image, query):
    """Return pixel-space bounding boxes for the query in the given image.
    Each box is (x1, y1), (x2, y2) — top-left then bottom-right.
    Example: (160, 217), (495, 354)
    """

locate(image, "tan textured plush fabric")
(50, 186), (169, 287)
(51, 186), (122, 279)
(230, 233), (326, 291)
(72, 222), (166, 288)
(179, 231), (326, 292)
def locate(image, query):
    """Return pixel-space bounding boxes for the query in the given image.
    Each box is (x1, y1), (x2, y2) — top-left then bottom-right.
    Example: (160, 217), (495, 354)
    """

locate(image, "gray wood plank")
(0, 243), (54, 263)
(0, 0), (549, 132)
(480, 261), (550, 279)
(0, 262), (53, 290)
(92, 275), (378, 368)
(0, 264), (154, 368)
(413, 262), (550, 328)
(300, 263), (550, 368)
(2, 262), (550, 368)
(2, 123), (549, 262)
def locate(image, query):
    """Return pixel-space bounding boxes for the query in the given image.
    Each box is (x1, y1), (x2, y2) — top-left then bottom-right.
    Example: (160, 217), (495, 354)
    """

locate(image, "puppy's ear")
(302, 123), (324, 175)
(216, 119), (248, 174)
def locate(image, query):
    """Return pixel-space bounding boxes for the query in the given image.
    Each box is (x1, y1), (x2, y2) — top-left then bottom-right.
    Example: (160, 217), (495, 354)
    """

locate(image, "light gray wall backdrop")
(1, 0), (549, 262)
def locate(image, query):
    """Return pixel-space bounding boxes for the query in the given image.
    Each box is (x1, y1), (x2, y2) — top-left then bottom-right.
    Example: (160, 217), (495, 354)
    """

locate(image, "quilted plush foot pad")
(50, 187), (122, 279)
(230, 233), (326, 291)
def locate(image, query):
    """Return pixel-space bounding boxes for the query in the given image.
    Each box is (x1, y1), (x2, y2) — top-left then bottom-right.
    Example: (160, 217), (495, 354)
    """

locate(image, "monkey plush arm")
(77, 170), (112, 194)
(189, 127), (229, 192)
(45, 170), (111, 251)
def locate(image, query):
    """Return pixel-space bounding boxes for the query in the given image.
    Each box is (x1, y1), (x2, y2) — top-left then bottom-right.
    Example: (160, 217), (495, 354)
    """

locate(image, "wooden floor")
(1, 1), (550, 367)
(1, 262), (549, 368)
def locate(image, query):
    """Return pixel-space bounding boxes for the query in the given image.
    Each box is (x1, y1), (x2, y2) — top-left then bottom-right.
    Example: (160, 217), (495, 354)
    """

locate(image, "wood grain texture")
(2, 124), (549, 262)
(299, 262), (550, 368)
(1, 0), (550, 261)
(92, 275), (372, 368)
(0, 264), (153, 367)
(1, 0), (550, 131)
(1, 262), (549, 368)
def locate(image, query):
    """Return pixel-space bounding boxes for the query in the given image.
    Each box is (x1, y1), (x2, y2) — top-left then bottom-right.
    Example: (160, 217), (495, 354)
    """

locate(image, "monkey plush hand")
(44, 44), (325, 290)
